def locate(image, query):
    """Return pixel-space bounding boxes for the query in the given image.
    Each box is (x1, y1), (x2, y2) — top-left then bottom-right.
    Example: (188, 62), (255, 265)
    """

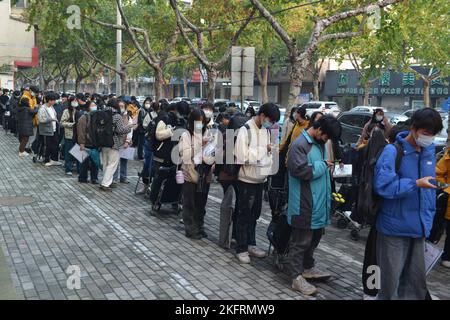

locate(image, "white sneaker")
(65, 172), (73, 176)
(237, 252), (251, 264)
(302, 267), (331, 280)
(363, 294), (378, 300)
(45, 160), (62, 167)
(292, 275), (317, 296)
(248, 246), (267, 258)
(19, 152), (29, 158)
(442, 260), (450, 268)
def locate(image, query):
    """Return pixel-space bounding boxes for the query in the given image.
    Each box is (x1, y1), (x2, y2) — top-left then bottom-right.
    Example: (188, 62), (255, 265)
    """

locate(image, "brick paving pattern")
(0, 131), (449, 300)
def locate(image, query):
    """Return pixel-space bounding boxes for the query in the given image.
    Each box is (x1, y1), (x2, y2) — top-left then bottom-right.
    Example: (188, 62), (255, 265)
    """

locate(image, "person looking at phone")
(374, 108), (443, 300)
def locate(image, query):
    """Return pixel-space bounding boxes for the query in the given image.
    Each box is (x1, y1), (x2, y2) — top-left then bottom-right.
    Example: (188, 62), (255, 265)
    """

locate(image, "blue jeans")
(142, 139), (154, 184)
(113, 158), (128, 182)
(64, 139), (75, 173)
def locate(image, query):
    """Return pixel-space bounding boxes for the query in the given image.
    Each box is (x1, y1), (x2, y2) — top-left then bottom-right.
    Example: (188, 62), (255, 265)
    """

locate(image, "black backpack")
(222, 114), (251, 177)
(89, 109), (114, 148)
(427, 190), (449, 244)
(356, 137), (403, 226)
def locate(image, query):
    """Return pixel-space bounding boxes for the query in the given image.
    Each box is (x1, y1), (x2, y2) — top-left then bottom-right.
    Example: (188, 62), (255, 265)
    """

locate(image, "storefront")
(323, 68), (450, 112)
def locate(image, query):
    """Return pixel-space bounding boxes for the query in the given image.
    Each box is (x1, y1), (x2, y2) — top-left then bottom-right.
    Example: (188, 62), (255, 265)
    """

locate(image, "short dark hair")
(258, 103), (280, 122)
(201, 102), (214, 110)
(410, 108), (443, 135)
(45, 92), (59, 102)
(313, 115), (341, 141)
(309, 111), (324, 127)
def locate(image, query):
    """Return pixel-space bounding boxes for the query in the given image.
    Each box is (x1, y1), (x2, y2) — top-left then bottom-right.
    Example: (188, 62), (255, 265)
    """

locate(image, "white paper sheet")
(425, 242), (443, 275)
(333, 164), (353, 178)
(69, 144), (89, 163)
(119, 147), (136, 160)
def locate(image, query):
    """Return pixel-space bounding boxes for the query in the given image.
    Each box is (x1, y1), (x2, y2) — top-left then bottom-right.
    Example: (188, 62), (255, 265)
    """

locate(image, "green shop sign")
(335, 87), (449, 95)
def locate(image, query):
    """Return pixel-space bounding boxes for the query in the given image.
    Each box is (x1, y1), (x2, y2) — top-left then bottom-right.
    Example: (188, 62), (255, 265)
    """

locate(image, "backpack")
(222, 121), (251, 177)
(356, 138), (403, 226)
(89, 109), (114, 148)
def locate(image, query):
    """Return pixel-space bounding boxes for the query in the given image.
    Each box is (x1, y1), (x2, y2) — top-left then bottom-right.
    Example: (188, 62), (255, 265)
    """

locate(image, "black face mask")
(315, 139), (326, 145)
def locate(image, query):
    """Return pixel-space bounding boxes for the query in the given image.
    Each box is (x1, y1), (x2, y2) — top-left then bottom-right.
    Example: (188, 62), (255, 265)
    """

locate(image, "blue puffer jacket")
(374, 131), (436, 238)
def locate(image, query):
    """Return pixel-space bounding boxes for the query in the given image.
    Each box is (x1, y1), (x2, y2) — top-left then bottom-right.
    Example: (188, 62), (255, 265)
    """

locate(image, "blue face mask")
(262, 120), (273, 129)
(90, 106), (97, 112)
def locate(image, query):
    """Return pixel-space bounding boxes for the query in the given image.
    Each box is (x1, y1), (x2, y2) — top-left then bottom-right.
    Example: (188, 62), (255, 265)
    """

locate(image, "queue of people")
(1, 85), (449, 300)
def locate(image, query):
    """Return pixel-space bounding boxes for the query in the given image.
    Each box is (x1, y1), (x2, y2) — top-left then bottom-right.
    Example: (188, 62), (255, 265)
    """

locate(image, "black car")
(337, 111), (372, 144)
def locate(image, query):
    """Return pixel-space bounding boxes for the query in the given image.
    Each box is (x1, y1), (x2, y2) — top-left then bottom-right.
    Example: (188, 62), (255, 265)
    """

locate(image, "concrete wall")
(0, 0), (35, 66)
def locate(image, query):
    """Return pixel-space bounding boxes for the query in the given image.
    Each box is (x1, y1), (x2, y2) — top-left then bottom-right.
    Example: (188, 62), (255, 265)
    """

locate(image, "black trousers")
(137, 132), (145, 159)
(79, 157), (99, 182)
(235, 181), (263, 254)
(443, 220), (450, 261)
(286, 228), (324, 280)
(44, 134), (59, 162)
(182, 182), (210, 237)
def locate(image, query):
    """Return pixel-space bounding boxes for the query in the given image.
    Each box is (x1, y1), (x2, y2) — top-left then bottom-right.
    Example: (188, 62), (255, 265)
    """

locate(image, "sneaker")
(200, 231), (208, 239)
(19, 152), (29, 158)
(302, 267), (331, 281)
(248, 246), (267, 258)
(186, 233), (202, 240)
(136, 184), (149, 195)
(65, 172), (73, 176)
(78, 180), (88, 184)
(99, 185), (113, 192)
(120, 180), (130, 184)
(236, 252), (251, 264)
(442, 260), (450, 268)
(110, 182), (118, 188)
(91, 180), (99, 185)
(292, 275), (317, 296)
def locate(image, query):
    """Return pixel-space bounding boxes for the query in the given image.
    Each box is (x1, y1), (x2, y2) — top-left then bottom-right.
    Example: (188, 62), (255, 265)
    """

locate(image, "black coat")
(16, 104), (37, 137)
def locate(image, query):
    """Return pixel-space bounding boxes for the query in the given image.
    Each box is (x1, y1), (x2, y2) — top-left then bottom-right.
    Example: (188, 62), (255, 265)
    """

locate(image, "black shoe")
(78, 180), (89, 184)
(99, 185), (113, 192)
(120, 180), (130, 184)
(25, 148), (32, 153)
(186, 233), (202, 240)
(200, 231), (208, 239)
(91, 180), (99, 185)
(110, 182), (118, 188)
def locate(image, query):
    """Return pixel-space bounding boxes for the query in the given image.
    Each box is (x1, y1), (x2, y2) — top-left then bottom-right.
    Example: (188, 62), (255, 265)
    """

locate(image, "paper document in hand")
(69, 144), (89, 163)
(119, 147), (136, 160)
(425, 242), (443, 275)
(333, 164), (353, 178)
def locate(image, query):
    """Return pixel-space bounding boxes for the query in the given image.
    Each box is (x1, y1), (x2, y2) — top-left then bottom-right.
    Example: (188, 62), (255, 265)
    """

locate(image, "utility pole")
(116, 0), (122, 96)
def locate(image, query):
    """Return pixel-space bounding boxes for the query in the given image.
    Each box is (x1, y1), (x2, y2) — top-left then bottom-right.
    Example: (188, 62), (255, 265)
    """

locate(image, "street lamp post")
(116, 0), (122, 96)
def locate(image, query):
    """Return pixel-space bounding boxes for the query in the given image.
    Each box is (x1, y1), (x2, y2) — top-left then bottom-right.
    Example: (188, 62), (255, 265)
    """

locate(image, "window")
(340, 115), (366, 128)
(325, 103), (337, 109)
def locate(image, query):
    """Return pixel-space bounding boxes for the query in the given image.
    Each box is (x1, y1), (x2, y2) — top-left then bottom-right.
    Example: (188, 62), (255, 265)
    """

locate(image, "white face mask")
(145, 103), (151, 109)
(71, 102), (79, 108)
(376, 115), (383, 122)
(415, 133), (434, 148)
(194, 122), (203, 131)
(120, 108), (126, 114)
(31, 92), (36, 97)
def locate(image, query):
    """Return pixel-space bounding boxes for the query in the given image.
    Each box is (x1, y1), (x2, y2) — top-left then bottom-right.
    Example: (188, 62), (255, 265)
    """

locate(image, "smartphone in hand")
(430, 179), (450, 189)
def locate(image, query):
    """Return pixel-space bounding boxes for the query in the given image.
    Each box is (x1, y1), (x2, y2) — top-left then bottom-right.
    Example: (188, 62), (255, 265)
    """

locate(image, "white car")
(300, 101), (341, 118)
(246, 100), (262, 112)
(171, 97), (191, 103)
(351, 106), (386, 113)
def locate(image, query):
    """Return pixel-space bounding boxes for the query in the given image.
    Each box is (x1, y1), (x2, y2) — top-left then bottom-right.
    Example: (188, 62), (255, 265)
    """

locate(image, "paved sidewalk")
(0, 131), (449, 300)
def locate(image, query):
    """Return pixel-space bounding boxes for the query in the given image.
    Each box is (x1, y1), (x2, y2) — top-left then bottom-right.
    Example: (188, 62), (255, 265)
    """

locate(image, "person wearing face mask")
(61, 96), (79, 175)
(201, 103), (215, 129)
(373, 108), (443, 300)
(280, 106), (309, 154)
(179, 109), (213, 239)
(38, 92), (62, 167)
(285, 115), (342, 296)
(136, 97), (153, 160)
(113, 103), (134, 184)
(99, 99), (134, 191)
(357, 109), (392, 147)
(20, 85), (39, 152)
(77, 101), (100, 184)
(234, 103), (280, 264)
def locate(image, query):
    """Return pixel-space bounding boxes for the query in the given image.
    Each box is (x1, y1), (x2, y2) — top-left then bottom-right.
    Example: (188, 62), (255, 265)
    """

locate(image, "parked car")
(350, 106), (386, 113)
(300, 101), (341, 118)
(384, 112), (409, 125)
(337, 111), (373, 144)
(246, 100), (262, 112)
(171, 97), (191, 104)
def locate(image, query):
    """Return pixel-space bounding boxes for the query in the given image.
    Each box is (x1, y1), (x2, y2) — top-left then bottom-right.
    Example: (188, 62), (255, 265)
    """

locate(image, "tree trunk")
(423, 78), (431, 108)
(120, 73), (127, 96)
(206, 69), (217, 103)
(62, 79), (67, 93)
(154, 68), (164, 101)
(288, 60), (305, 112)
(313, 78), (320, 101)
(364, 82), (371, 106)
(258, 64), (269, 104)
(75, 78), (81, 93)
(183, 77), (189, 98)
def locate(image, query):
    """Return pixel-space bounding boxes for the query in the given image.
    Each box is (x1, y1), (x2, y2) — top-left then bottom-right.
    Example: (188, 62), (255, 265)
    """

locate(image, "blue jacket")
(287, 130), (331, 230)
(374, 132), (436, 238)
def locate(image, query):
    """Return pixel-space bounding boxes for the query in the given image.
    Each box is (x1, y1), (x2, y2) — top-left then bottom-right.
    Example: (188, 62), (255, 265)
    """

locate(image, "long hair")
(188, 108), (205, 135)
